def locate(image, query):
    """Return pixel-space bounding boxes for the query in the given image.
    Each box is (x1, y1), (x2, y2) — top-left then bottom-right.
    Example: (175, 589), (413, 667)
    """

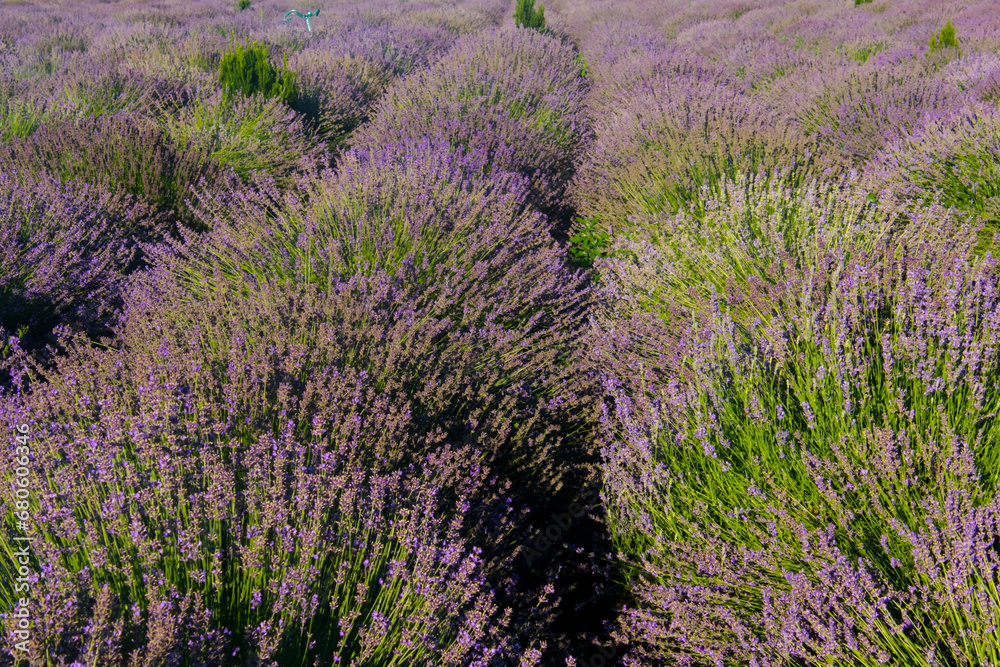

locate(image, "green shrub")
(854, 0), (872, 6)
(928, 19), (960, 54)
(514, 0), (546, 31)
(217, 33), (298, 106)
(233, 0), (251, 10)
(567, 215), (612, 268)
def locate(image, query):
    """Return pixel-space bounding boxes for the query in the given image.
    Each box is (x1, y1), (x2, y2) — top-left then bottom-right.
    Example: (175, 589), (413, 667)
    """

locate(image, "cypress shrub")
(217, 33), (298, 106)
(514, 0), (546, 31)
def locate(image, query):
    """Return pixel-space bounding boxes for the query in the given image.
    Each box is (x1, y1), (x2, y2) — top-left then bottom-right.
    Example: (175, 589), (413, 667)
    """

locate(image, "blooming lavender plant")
(0, 169), (163, 359)
(794, 60), (968, 167)
(597, 204), (1000, 666)
(0, 73), (68, 143)
(0, 111), (233, 233)
(32, 24), (88, 59)
(353, 25), (589, 212)
(569, 76), (822, 244)
(154, 84), (331, 194)
(143, 140), (594, 502)
(283, 23), (454, 149)
(107, 139), (600, 663)
(52, 55), (173, 121)
(864, 102), (1000, 258)
(590, 172), (912, 338)
(0, 265), (546, 667)
(944, 52), (1000, 104)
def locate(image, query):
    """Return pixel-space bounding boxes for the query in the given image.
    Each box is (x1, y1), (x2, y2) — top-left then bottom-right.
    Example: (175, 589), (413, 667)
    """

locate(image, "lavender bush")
(0, 267), (538, 667)
(589, 173), (912, 338)
(1, 3), (588, 662)
(596, 207), (1000, 666)
(284, 23), (454, 148)
(154, 84), (331, 194)
(53, 57), (176, 121)
(0, 74), (68, 143)
(143, 142), (595, 502)
(569, 77), (823, 245)
(794, 61), (968, 167)
(943, 52), (1000, 103)
(146, 142), (611, 658)
(353, 25), (589, 212)
(32, 25), (89, 59)
(524, 1), (1000, 664)
(0, 111), (234, 233)
(864, 102), (1000, 258)
(0, 169), (163, 356)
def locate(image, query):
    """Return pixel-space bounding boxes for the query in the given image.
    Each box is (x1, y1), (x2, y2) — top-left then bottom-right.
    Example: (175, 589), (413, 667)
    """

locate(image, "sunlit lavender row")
(1, 0), (999, 665)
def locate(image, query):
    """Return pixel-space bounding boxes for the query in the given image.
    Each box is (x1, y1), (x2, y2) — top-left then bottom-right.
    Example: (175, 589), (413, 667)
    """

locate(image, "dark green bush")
(928, 19), (960, 53)
(514, 0), (546, 31)
(854, 0), (872, 6)
(233, 0), (251, 10)
(217, 33), (298, 105)
(567, 215), (612, 268)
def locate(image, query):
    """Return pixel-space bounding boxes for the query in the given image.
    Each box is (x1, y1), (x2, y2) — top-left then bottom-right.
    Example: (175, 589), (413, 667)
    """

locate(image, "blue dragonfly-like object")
(280, 9), (320, 32)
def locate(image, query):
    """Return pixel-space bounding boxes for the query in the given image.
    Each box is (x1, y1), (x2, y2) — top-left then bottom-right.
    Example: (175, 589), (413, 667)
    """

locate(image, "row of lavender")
(0, 1), (608, 665)
(545, 0), (1000, 664)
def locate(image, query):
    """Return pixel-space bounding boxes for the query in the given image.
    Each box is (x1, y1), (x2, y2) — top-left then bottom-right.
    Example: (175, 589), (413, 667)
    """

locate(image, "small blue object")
(280, 9), (319, 32)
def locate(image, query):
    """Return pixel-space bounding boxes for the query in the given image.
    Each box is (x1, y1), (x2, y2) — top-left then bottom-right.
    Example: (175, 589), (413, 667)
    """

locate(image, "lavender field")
(1, 0), (999, 665)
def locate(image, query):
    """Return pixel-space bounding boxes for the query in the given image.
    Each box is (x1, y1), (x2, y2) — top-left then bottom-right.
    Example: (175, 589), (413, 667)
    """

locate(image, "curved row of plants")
(548, 0), (1000, 664)
(0, 0), (610, 662)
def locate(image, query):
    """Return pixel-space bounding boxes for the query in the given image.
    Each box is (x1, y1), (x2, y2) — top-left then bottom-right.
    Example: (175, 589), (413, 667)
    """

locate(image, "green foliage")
(217, 33), (299, 105)
(854, 0), (872, 5)
(233, 0), (251, 10)
(514, 0), (546, 31)
(928, 19), (960, 54)
(838, 40), (886, 63)
(866, 105), (1000, 260)
(573, 52), (589, 78)
(567, 216), (612, 267)
(156, 90), (326, 193)
(0, 95), (57, 144)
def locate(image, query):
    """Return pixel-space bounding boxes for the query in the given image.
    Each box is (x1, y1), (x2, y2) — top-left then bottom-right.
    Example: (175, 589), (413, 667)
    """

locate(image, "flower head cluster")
(0, 169), (161, 358)
(354, 25), (590, 212)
